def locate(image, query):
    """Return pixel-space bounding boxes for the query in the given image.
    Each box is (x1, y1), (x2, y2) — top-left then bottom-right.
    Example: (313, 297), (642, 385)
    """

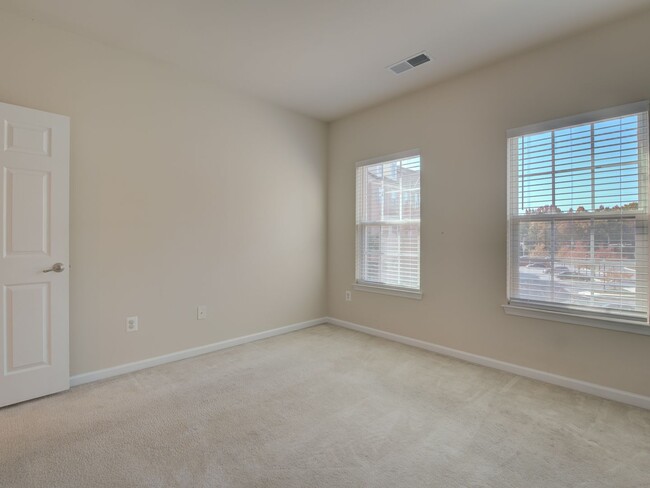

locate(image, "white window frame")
(503, 101), (650, 335)
(355, 149), (422, 299)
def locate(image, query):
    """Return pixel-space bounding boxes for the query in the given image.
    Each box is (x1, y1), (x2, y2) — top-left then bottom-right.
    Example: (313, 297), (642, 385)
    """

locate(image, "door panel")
(4, 167), (50, 256)
(4, 120), (51, 156)
(0, 102), (69, 408)
(4, 283), (50, 372)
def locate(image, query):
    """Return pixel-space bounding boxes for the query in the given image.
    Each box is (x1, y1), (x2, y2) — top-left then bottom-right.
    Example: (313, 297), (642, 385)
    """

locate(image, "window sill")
(502, 304), (650, 336)
(354, 283), (422, 300)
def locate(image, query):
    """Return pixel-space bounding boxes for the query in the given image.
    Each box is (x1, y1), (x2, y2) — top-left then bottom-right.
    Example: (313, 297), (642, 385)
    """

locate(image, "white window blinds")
(356, 151), (421, 292)
(507, 102), (650, 324)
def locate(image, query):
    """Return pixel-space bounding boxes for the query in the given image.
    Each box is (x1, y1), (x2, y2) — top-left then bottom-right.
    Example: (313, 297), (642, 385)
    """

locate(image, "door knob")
(43, 263), (65, 273)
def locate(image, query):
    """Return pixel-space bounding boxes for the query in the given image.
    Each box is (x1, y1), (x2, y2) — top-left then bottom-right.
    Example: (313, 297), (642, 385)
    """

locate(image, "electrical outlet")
(345, 291), (352, 301)
(197, 305), (207, 320)
(126, 316), (138, 332)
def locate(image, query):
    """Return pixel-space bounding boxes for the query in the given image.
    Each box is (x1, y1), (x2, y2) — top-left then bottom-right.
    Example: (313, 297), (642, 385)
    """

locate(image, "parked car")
(543, 266), (569, 274)
(526, 262), (550, 268)
(557, 271), (591, 281)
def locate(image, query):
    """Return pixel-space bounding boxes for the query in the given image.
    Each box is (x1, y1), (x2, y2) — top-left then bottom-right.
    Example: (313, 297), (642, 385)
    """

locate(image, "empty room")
(1, 1), (650, 486)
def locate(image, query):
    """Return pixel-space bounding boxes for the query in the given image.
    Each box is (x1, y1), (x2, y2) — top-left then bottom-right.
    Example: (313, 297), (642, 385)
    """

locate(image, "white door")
(0, 102), (69, 408)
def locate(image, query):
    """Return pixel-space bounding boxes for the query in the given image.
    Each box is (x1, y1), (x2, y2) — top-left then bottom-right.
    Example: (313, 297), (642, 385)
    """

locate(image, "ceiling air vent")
(388, 52), (431, 75)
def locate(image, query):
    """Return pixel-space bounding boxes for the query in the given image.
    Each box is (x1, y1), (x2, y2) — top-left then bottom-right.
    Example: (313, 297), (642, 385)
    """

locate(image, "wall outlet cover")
(197, 305), (207, 320)
(126, 316), (139, 332)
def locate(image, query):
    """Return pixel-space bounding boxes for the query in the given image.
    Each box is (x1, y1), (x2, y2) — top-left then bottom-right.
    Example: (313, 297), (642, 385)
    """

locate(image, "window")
(355, 150), (421, 297)
(506, 102), (650, 330)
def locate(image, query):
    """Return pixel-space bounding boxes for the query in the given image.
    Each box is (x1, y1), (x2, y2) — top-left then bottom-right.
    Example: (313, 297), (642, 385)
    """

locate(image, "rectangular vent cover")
(388, 52), (431, 75)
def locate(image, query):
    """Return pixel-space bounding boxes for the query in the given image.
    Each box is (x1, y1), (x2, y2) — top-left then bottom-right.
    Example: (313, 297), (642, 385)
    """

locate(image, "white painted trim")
(355, 148), (420, 168)
(353, 283), (422, 300)
(503, 304), (650, 336)
(507, 100), (649, 138)
(327, 317), (650, 410)
(70, 318), (327, 387)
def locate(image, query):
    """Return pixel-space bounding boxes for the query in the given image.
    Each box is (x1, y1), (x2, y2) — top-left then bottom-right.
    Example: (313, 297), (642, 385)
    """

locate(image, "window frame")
(504, 101), (650, 335)
(355, 149), (422, 299)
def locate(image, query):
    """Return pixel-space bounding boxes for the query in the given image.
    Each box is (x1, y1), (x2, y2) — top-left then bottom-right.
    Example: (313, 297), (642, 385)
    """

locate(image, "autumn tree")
(519, 202), (638, 261)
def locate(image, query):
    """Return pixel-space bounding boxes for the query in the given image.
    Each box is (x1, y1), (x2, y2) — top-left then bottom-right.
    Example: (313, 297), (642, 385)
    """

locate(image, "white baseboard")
(70, 317), (327, 387)
(327, 317), (650, 410)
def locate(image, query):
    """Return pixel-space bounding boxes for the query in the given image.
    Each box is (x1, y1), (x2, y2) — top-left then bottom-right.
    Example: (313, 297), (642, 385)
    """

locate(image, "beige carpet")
(1, 324), (649, 487)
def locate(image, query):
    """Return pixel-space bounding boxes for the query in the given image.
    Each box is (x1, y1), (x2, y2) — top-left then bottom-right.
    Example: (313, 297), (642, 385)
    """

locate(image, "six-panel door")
(0, 102), (69, 408)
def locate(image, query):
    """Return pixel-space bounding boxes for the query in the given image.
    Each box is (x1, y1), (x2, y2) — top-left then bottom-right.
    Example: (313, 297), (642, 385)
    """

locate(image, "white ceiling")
(1, 0), (650, 121)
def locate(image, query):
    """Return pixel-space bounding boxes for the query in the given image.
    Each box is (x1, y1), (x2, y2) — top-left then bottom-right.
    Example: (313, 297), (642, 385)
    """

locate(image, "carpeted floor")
(1, 324), (649, 487)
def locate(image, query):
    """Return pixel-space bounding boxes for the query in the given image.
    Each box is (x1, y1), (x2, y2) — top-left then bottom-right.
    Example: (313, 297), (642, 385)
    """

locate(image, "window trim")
(355, 148), (422, 297)
(505, 101), (650, 333)
(353, 282), (422, 300)
(507, 101), (649, 138)
(502, 304), (650, 336)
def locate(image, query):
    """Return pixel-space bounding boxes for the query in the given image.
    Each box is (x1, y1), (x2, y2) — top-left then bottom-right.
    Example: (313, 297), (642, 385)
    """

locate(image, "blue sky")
(517, 115), (641, 213)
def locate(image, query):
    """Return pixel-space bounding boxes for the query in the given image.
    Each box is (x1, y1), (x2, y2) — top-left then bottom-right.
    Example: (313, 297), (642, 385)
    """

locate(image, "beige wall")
(2, 7), (649, 397)
(0, 12), (327, 375)
(328, 11), (650, 396)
